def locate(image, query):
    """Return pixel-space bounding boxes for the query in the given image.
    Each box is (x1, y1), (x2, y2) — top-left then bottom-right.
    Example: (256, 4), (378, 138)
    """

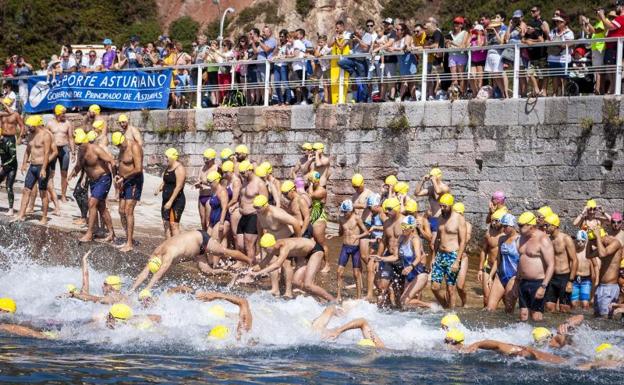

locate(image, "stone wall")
(60, 96), (624, 230)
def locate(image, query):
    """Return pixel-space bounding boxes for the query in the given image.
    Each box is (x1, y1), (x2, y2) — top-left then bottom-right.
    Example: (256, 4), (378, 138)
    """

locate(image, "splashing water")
(1, 250), (623, 384)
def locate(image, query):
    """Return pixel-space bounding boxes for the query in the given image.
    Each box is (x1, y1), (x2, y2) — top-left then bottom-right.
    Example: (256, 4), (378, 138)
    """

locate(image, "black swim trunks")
(198, 230), (210, 254)
(518, 279), (545, 313)
(54, 144), (71, 172)
(24, 164), (50, 190)
(545, 273), (571, 306)
(237, 213), (258, 235)
(306, 242), (324, 260)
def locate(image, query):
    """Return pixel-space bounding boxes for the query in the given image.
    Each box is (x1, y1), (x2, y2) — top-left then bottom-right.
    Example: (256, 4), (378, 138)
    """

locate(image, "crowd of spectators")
(4, 2), (624, 109)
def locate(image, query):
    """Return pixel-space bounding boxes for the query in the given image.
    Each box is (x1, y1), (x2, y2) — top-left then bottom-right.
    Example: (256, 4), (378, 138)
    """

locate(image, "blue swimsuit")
(399, 236), (426, 282)
(497, 236), (520, 287)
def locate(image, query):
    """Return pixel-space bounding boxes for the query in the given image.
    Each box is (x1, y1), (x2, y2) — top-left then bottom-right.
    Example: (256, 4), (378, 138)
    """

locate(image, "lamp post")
(218, 7), (235, 49)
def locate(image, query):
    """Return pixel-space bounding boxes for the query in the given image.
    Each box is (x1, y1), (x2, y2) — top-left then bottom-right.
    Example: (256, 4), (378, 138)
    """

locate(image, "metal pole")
(196, 65), (203, 108)
(420, 50), (428, 101)
(218, 7), (235, 50)
(616, 38), (623, 96)
(338, 61), (345, 104)
(264, 60), (270, 106)
(512, 44), (520, 99)
(230, 63), (235, 90)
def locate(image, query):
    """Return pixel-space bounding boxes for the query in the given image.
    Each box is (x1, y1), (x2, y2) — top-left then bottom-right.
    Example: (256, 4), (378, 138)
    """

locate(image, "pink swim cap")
(492, 191), (506, 203)
(294, 177), (305, 191)
(612, 211), (623, 222)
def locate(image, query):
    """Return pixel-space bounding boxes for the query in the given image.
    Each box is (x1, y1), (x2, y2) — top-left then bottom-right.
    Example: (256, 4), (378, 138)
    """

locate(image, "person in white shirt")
(313, 35), (332, 104)
(292, 37), (308, 104)
(81, 50), (103, 72)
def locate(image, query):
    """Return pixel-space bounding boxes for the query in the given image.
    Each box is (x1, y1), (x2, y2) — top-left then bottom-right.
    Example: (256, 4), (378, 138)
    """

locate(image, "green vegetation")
(0, 0), (161, 62)
(296, 0), (314, 18)
(230, 0), (284, 31)
(381, 0), (423, 20)
(170, 16), (200, 51)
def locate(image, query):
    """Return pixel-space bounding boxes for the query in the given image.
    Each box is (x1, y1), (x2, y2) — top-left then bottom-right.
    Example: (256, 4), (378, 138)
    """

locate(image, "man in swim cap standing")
(430, 193), (467, 309)
(543, 214), (577, 313)
(570, 230), (597, 310)
(46, 104), (75, 202)
(516, 212), (555, 321)
(236, 161), (268, 265)
(415, 168), (450, 237)
(0, 98), (23, 216)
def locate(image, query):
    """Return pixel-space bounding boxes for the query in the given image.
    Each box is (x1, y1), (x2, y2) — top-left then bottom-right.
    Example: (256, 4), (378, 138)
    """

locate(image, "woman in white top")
(273, 29), (294, 105)
(446, 16), (470, 94)
(547, 15), (574, 96)
(484, 21), (508, 98)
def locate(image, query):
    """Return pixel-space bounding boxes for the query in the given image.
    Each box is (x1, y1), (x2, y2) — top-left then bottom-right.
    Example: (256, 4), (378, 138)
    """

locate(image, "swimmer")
(530, 314), (585, 349)
(536, 205), (554, 231)
(195, 291), (252, 340)
(256, 161), (281, 208)
(573, 199), (610, 231)
(516, 212), (555, 321)
(243, 233), (335, 302)
(46, 104), (75, 202)
(486, 191), (507, 224)
(372, 197), (403, 308)
(0, 297), (58, 339)
(398, 215), (434, 309)
(69, 250), (128, 304)
(104, 303), (161, 330)
(130, 230), (251, 293)
(542, 214), (577, 313)
(478, 209), (506, 307)
(205, 171), (231, 259)
(116, 114), (143, 145)
(453, 202), (472, 307)
(234, 144), (250, 164)
(290, 142), (314, 179)
(236, 160), (268, 265)
(440, 313), (462, 330)
(311, 304), (384, 348)
(578, 343), (624, 370)
(415, 167), (450, 237)
(0, 98), (21, 215)
(486, 213), (520, 313)
(310, 142), (331, 187)
(84, 105), (108, 148)
(220, 160), (243, 245)
(381, 175), (398, 200)
(350, 173), (373, 224)
(280, 180), (312, 239)
(430, 193), (467, 309)
(335, 199), (370, 301)
(360, 193), (386, 303)
(196, 148), (218, 231)
(0, 96), (25, 145)
(307, 171), (331, 273)
(587, 219), (623, 318)
(570, 230), (598, 310)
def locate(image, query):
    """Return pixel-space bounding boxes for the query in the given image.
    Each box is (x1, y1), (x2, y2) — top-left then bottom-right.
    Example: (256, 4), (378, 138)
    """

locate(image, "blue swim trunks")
(338, 244), (361, 268)
(89, 173), (112, 201)
(431, 250), (459, 286)
(570, 275), (592, 302)
(120, 173), (144, 201)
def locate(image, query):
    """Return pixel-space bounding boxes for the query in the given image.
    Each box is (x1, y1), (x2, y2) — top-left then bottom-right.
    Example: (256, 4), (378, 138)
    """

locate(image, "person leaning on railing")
(337, 24), (372, 103)
(469, 24), (487, 95)
(504, 11), (527, 96)
(446, 16), (470, 96)
(394, 23), (417, 102)
(484, 20), (507, 98)
(598, 2), (624, 95)
(546, 14), (574, 97)
(273, 29), (294, 106)
(312, 35), (332, 104)
(580, 14), (605, 95)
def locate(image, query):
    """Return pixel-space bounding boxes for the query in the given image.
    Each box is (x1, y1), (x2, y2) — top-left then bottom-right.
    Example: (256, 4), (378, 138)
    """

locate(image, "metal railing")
(2, 36), (623, 109)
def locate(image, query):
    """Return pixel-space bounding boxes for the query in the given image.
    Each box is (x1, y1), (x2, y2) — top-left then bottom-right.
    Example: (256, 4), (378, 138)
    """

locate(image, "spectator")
(256, 26), (277, 103)
(81, 50), (102, 72)
(546, 15), (573, 96)
(1, 83), (16, 110)
(273, 29), (293, 106)
(142, 43), (159, 68)
(193, 34), (209, 64)
(580, 14), (605, 94)
(123, 36), (143, 68)
(394, 23), (417, 101)
(217, 39), (234, 103)
(469, 24), (487, 95)
(13, 56), (32, 109)
(523, 19), (546, 96)
(379, 18), (398, 102)
(74, 50), (84, 71)
(101, 38), (116, 70)
(364, 19), (377, 100)
(36, 59), (48, 76)
(424, 17), (445, 99)
(338, 24), (372, 103)
(312, 35), (332, 104)
(484, 19), (507, 98)
(47, 56), (62, 83)
(330, 20), (351, 104)
(296, 28), (315, 96)
(203, 40), (220, 107)
(60, 48), (76, 73)
(504, 10), (527, 95)
(599, 2), (624, 94)
(446, 16), (470, 95)
(233, 35), (250, 89)
(291, 31), (308, 104)
(247, 28), (261, 105)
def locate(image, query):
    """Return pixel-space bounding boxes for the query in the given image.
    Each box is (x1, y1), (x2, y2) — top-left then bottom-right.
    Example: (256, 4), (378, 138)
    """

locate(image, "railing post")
(230, 63), (235, 90)
(617, 38), (623, 96)
(264, 60), (270, 107)
(512, 44), (520, 99)
(420, 50), (428, 101)
(196, 65), (202, 108)
(338, 56), (345, 104)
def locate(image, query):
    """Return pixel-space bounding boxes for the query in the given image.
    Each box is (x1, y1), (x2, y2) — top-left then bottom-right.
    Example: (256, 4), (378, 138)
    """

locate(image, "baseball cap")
(512, 10), (523, 18)
(103, 38), (112, 45)
(383, 18), (393, 24)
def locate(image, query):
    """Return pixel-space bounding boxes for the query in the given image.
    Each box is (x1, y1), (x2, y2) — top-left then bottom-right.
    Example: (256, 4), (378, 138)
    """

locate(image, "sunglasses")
(612, 221), (622, 225)
(531, 9), (538, 13)
(367, 24), (374, 27)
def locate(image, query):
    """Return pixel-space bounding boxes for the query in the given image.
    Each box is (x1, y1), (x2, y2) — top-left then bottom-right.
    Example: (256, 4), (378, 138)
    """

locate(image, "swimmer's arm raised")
(326, 318), (384, 348)
(129, 263), (151, 293)
(592, 228), (620, 258)
(195, 291), (252, 337)
(80, 250), (92, 294)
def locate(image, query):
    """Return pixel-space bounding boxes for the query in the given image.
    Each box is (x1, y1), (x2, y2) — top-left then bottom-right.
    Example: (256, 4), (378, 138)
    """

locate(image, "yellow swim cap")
(312, 142), (324, 151)
(104, 275), (122, 290)
(109, 303), (133, 320)
(260, 233), (277, 248)
(307, 171), (321, 182)
(301, 142), (313, 151)
(394, 181), (409, 195)
(441, 314), (461, 329)
(235, 144), (249, 154)
(351, 173), (364, 187)
(220, 148), (234, 160)
(404, 199), (418, 214)
(208, 325), (230, 340)
(92, 120), (105, 131)
(595, 343), (613, 354)
(430, 168), (443, 178)
(221, 160), (234, 173)
(65, 284), (79, 294)
(25, 115), (44, 127)
(203, 148), (217, 160)
(357, 338), (376, 347)
(148, 257), (162, 274)
(586, 199), (597, 209)
(445, 328), (465, 343)
(255, 164), (269, 178)
(89, 104), (101, 114)
(165, 148), (179, 160)
(537, 206), (553, 218)
(259, 161), (273, 174)
(518, 212), (537, 226)
(42, 331), (59, 339)
(86, 130), (98, 142)
(384, 175), (398, 186)
(1, 97), (12, 106)
(74, 130), (87, 144)
(111, 132), (125, 146)
(532, 327), (552, 343)
(253, 194), (269, 208)
(206, 171), (222, 183)
(588, 228), (607, 240)
(54, 104), (66, 115)
(281, 180), (295, 193)
(118, 114), (129, 123)
(439, 193), (454, 206)
(453, 202), (465, 214)
(238, 160), (253, 172)
(0, 297), (17, 313)
(544, 213), (560, 227)
(208, 305), (226, 319)
(383, 197), (401, 212)
(138, 289), (152, 300)
(492, 208), (507, 221)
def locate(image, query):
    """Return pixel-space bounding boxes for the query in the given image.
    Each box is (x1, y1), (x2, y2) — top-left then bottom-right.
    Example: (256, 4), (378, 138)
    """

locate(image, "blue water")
(1, 246), (623, 384)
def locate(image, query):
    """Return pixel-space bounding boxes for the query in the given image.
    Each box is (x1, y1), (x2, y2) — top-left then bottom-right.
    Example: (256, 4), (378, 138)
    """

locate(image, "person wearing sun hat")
(516, 211), (555, 322)
(429, 193), (467, 309)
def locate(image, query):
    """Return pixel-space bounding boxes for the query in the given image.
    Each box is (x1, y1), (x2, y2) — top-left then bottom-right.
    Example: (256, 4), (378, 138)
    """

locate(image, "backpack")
(222, 90), (246, 107)
(476, 85), (493, 100)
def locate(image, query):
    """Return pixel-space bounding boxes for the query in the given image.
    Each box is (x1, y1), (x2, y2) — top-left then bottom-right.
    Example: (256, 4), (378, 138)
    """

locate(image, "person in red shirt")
(599, 2), (624, 93)
(2, 57), (15, 78)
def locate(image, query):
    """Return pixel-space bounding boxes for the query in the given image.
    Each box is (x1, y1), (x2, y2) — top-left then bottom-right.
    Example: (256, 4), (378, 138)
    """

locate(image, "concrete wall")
(61, 96), (624, 229)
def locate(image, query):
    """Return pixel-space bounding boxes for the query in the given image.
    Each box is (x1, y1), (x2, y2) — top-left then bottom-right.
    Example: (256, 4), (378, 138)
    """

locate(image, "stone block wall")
(59, 96), (624, 231)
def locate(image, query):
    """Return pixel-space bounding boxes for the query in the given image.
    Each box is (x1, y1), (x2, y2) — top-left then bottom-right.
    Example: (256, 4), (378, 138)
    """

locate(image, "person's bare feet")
(101, 234), (115, 243)
(60, 196), (68, 203)
(79, 234), (94, 242)
(25, 208), (34, 215)
(119, 244), (133, 252)
(53, 209), (61, 216)
(270, 289), (280, 297)
(321, 263), (331, 274)
(10, 216), (24, 223)
(72, 218), (86, 225)
(7, 209), (14, 216)
(365, 295), (376, 303)
(39, 217), (48, 225)
(283, 292), (294, 299)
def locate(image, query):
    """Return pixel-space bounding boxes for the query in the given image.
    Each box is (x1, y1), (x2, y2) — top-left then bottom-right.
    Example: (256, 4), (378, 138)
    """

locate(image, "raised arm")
(326, 318), (384, 348)
(195, 291), (252, 339)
